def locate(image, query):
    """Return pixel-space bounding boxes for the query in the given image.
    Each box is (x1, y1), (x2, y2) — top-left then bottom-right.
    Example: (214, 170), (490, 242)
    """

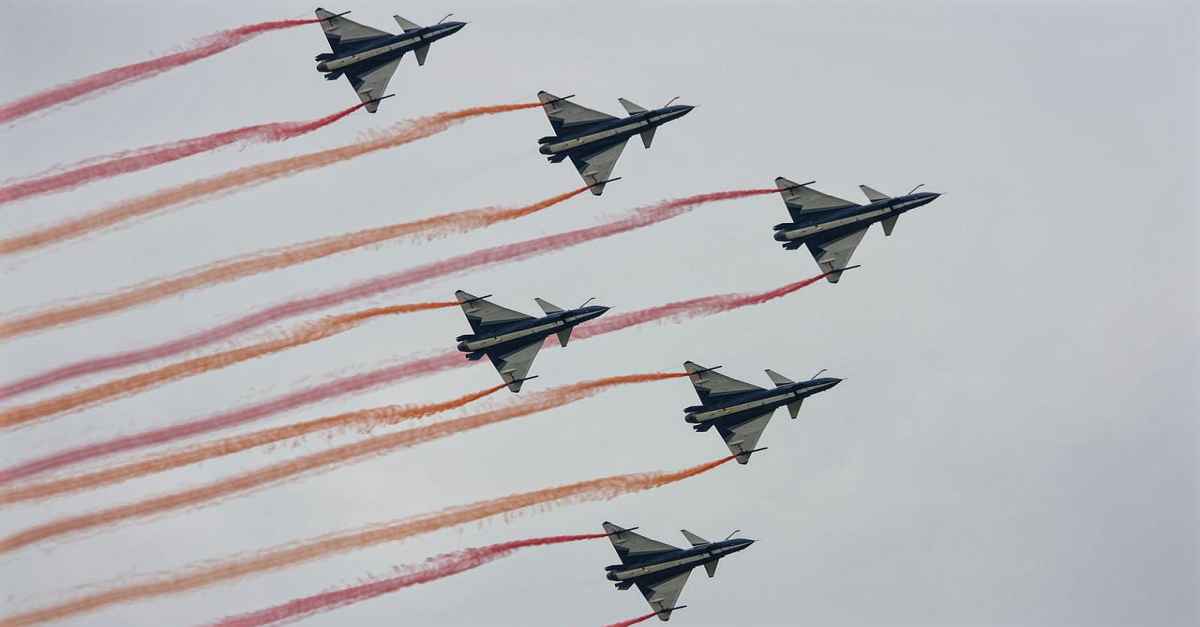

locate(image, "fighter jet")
(314, 8), (466, 112)
(772, 178), (942, 282)
(454, 291), (609, 392)
(536, 91), (695, 195)
(603, 521), (754, 621)
(682, 361), (841, 464)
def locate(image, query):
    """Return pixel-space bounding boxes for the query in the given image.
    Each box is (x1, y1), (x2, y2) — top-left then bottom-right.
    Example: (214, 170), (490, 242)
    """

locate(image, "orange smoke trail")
(0, 185), (587, 344)
(2, 187), (776, 402)
(213, 533), (611, 627)
(0, 382), (507, 505)
(0, 373), (686, 551)
(0, 101), (540, 256)
(0, 103), (366, 205)
(0, 301), (456, 430)
(0, 455), (734, 626)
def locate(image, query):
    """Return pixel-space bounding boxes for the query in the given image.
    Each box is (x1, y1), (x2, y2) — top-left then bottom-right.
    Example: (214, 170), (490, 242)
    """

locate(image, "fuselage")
(773, 192), (940, 243)
(455, 305), (608, 355)
(538, 105), (694, 156)
(316, 22), (464, 74)
(684, 378), (841, 425)
(605, 538), (754, 583)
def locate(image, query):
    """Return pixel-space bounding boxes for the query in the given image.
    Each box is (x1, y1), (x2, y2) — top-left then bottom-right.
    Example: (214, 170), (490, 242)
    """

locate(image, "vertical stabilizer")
(393, 15), (422, 32)
(765, 369), (794, 387)
(413, 44), (430, 65)
(618, 98), (648, 115)
(680, 530), (709, 547)
(859, 184), (890, 202)
(640, 126), (657, 149)
(534, 298), (563, 315)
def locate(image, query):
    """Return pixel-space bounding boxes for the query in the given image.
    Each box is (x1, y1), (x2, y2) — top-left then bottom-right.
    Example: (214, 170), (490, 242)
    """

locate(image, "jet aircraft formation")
(306, 6), (946, 622)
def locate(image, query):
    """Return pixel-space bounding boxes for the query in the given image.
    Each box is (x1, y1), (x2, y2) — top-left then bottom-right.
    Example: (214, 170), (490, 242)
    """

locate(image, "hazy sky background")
(1, 1), (1196, 625)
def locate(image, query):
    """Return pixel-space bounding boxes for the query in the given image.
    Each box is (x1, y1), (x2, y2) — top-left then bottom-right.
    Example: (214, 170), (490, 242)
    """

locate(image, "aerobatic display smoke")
(0, 374), (684, 548)
(0, 382), (506, 506)
(0, 187), (776, 399)
(0, 185), (590, 348)
(213, 534), (609, 627)
(0, 276), (824, 484)
(605, 611), (665, 627)
(0, 382), (507, 505)
(0, 350), (464, 485)
(575, 271), (835, 339)
(0, 103), (366, 205)
(0, 19), (320, 125)
(0, 302), (456, 429)
(0, 102), (541, 255)
(0, 456), (736, 625)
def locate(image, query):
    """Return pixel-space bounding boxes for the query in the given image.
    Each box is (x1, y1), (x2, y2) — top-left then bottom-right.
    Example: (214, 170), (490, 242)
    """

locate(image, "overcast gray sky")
(1, 1), (1196, 625)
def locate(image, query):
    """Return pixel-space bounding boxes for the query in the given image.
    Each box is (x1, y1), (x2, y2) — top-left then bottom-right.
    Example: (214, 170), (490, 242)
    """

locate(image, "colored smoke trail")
(0, 350), (464, 486)
(0, 102), (541, 255)
(576, 271), (834, 339)
(0, 19), (319, 125)
(0, 302), (456, 430)
(605, 611), (664, 627)
(0, 276), (824, 484)
(0, 187), (776, 400)
(0, 456), (735, 626)
(0, 103), (365, 205)
(0, 185), (590, 349)
(0, 383), (507, 505)
(0, 373), (684, 548)
(213, 534), (609, 627)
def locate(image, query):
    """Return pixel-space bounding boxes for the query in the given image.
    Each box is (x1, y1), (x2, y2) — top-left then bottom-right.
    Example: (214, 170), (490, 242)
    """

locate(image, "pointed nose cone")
(446, 21), (466, 35)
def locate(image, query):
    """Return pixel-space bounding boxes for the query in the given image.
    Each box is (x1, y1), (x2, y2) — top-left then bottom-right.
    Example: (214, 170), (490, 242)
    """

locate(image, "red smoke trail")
(605, 611), (663, 627)
(0, 185), (590, 347)
(1, 456), (734, 626)
(0, 350), (461, 485)
(0, 382), (508, 505)
(0, 187), (774, 399)
(0, 19), (320, 125)
(213, 534), (609, 627)
(0, 103), (364, 205)
(0, 275), (824, 485)
(576, 271), (833, 339)
(0, 301), (456, 430)
(0, 102), (540, 255)
(0, 373), (683, 550)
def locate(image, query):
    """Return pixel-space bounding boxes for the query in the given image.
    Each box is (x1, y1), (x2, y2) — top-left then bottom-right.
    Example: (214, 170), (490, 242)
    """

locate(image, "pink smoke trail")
(604, 610), (667, 627)
(0, 188), (774, 400)
(0, 273), (826, 485)
(0, 19), (320, 125)
(575, 271), (833, 339)
(212, 534), (608, 627)
(0, 103), (365, 205)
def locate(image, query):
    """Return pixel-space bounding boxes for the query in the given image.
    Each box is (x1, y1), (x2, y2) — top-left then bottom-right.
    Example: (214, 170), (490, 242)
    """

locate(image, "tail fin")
(881, 215), (898, 236)
(618, 98), (648, 116)
(393, 15), (422, 32)
(534, 298), (563, 315)
(764, 369), (794, 387)
(859, 185), (890, 202)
